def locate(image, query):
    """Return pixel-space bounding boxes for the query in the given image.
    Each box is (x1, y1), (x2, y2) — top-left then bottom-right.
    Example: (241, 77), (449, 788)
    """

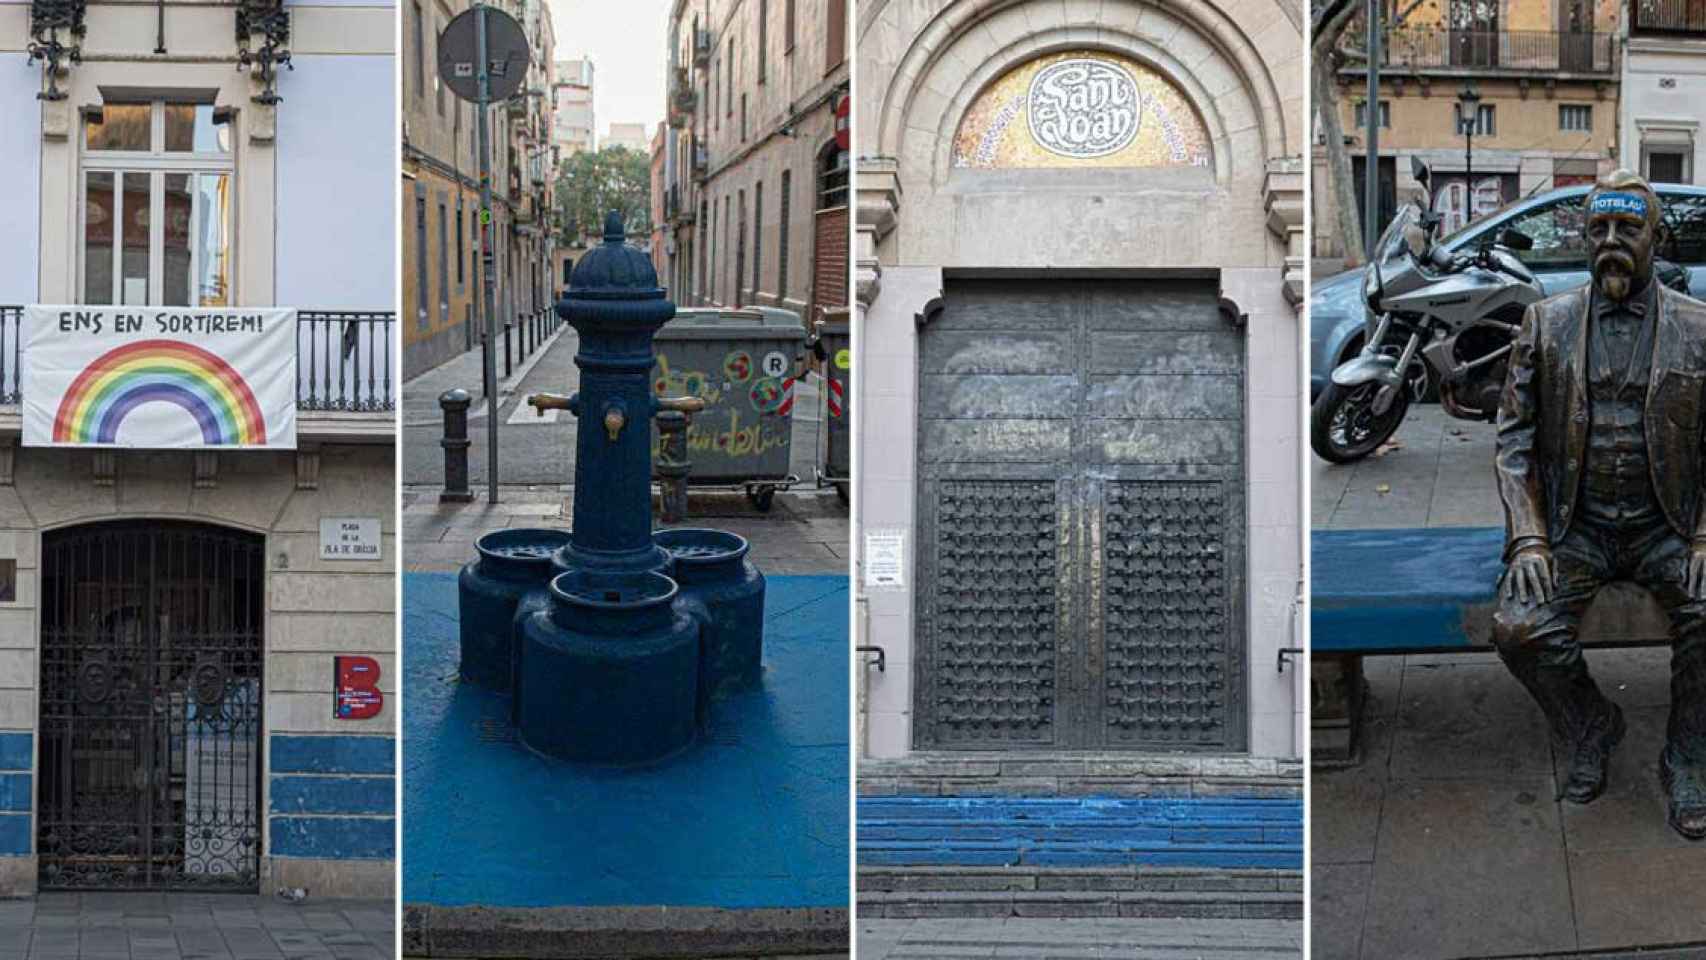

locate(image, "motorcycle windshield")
(1363, 205), (1421, 341)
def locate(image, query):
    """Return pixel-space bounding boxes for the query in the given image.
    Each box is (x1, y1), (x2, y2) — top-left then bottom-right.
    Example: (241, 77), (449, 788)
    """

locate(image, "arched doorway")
(37, 520), (265, 890)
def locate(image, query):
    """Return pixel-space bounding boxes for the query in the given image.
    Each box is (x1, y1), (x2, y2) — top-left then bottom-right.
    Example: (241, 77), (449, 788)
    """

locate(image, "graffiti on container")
(651, 352), (791, 463)
(724, 350), (752, 383)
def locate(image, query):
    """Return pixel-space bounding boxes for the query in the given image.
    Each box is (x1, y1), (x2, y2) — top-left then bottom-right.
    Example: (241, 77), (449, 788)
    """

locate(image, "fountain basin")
(458, 528), (572, 690)
(517, 569), (699, 764)
(656, 528), (766, 700)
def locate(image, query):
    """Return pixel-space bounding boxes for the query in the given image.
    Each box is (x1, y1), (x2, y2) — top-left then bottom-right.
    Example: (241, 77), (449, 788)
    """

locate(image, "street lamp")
(1458, 80), (1482, 227)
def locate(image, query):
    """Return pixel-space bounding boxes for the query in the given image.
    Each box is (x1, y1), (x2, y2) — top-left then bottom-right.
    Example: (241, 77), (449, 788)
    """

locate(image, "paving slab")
(855, 917), (1300, 958)
(1360, 778), (1576, 960)
(0, 896), (392, 960)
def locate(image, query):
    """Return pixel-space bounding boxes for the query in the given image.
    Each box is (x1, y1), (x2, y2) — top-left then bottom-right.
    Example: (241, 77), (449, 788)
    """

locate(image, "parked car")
(1310, 183), (1706, 399)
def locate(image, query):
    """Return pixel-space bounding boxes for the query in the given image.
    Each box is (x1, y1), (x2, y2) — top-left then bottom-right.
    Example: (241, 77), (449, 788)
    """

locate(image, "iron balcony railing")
(0, 307), (395, 413)
(1345, 28), (1617, 75)
(1633, 0), (1706, 34)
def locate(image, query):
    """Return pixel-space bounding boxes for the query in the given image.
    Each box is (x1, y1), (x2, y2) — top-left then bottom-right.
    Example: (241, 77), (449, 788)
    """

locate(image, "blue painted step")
(857, 796), (1302, 871)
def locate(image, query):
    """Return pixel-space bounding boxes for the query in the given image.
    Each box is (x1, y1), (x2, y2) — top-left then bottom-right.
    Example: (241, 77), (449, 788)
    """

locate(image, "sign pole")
(476, 3), (500, 504)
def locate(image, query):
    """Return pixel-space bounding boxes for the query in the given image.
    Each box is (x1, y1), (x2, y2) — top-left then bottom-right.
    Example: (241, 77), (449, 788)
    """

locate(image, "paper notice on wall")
(864, 530), (906, 590)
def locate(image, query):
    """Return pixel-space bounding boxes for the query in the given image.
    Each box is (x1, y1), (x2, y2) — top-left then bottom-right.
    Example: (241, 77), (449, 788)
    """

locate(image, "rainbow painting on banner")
(22, 306), (297, 449)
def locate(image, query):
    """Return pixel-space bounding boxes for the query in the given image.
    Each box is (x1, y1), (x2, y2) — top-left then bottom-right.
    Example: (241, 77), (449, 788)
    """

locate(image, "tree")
(1315, 0), (1440, 267)
(1315, 0), (1365, 267)
(555, 145), (651, 246)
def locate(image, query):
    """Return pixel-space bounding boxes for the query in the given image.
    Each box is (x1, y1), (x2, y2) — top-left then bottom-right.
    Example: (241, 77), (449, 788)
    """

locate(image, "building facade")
(553, 58), (595, 157)
(661, 0), (850, 322)
(1621, 0), (1706, 182)
(1314, 0), (1619, 262)
(0, 0), (398, 897)
(606, 121), (650, 153)
(651, 123), (668, 280)
(855, 0), (1306, 769)
(402, 0), (556, 379)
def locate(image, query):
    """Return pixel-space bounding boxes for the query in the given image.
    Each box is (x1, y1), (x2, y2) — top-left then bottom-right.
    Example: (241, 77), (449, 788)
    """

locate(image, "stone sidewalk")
(858, 918), (1300, 958)
(0, 894), (393, 960)
(401, 484), (848, 575)
(1311, 406), (1706, 959)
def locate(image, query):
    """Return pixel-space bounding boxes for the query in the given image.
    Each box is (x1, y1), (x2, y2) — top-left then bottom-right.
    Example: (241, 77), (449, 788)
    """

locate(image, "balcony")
(669, 67), (698, 122)
(694, 29), (711, 67)
(1634, 0), (1706, 35)
(1347, 28), (1617, 76)
(691, 139), (709, 179)
(0, 308), (395, 441)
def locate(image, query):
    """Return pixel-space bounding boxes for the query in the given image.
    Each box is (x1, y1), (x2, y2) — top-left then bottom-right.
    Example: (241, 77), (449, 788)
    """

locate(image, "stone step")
(857, 889), (1303, 920)
(860, 865), (1301, 894)
(857, 796), (1303, 870)
(858, 917), (1301, 959)
(859, 754), (1303, 800)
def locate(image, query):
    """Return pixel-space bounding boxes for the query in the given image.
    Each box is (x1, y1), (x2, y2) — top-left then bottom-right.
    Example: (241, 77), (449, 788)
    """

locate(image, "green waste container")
(652, 306), (808, 510)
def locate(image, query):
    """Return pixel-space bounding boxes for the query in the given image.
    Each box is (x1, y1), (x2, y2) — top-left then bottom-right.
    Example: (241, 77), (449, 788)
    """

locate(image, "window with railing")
(82, 100), (233, 308)
(0, 308), (395, 412)
(1634, 0), (1706, 34)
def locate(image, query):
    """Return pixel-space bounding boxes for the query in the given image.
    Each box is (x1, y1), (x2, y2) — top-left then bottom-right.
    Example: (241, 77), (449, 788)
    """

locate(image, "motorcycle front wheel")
(1310, 380), (1410, 464)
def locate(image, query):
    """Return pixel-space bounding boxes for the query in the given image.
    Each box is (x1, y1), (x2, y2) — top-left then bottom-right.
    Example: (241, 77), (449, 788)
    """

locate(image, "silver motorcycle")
(1310, 197), (1543, 463)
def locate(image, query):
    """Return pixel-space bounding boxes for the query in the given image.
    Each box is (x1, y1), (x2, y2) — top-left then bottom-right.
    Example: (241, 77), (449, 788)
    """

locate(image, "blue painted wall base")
(403, 572), (849, 909)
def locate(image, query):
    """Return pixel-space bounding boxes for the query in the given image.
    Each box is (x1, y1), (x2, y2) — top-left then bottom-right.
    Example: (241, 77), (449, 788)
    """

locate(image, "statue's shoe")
(1560, 703), (1625, 805)
(1659, 749), (1706, 841)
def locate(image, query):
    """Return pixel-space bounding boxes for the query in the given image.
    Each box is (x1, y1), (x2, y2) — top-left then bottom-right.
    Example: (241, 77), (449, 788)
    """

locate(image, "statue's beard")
(1594, 248), (1641, 301)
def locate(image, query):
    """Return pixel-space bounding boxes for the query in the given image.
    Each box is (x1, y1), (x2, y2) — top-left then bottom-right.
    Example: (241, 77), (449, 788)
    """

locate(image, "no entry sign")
(834, 94), (850, 150)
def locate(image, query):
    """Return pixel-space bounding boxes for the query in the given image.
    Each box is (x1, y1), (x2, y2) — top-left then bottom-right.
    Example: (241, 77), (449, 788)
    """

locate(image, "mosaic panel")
(951, 51), (1213, 169)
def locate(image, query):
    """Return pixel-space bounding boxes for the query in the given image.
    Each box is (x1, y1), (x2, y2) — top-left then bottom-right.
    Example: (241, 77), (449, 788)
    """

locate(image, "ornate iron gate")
(38, 521), (265, 890)
(914, 278), (1247, 751)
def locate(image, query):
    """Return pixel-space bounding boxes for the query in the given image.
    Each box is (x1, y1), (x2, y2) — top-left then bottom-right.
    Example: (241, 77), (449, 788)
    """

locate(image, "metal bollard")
(504, 321), (513, 378)
(654, 395), (705, 523)
(439, 388), (474, 503)
(655, 411), (691, 523)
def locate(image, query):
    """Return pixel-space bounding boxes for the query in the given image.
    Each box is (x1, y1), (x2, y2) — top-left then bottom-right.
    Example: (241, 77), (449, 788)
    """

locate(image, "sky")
(548, 0), (670, 144)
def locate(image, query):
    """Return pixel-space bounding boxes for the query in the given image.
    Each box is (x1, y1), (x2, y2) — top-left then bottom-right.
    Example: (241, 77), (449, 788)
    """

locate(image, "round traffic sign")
(437, 6), (531, 103)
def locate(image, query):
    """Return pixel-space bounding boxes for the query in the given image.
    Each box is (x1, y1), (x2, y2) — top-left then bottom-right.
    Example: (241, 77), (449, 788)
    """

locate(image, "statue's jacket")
(1496, 283), (1706, 561)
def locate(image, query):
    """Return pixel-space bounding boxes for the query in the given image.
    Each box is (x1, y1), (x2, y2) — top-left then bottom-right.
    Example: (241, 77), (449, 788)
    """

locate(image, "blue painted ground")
(402, 572), (850, 909)
(1312, 526), (1503, 653)
(858, 796), (1302, 870)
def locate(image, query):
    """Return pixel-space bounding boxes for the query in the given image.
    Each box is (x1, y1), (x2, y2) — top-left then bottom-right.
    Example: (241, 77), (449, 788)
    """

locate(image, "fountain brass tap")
(527, 392), (574, 416)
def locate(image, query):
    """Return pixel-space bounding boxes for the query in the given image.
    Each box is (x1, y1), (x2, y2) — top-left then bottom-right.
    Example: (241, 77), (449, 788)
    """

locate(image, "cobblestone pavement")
(0, 894), (394, 960)
(857, 918), (1300, 958)
(1312, 407), (1706, 959)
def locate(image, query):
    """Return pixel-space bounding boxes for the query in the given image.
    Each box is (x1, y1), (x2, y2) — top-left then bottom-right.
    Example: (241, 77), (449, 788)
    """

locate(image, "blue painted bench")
(1312, 526), (1669, 761)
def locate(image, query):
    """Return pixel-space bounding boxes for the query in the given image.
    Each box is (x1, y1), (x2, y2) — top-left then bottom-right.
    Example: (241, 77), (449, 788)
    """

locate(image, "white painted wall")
(1622, 42), (1706, 183)
(0, 55), (38, 303)
(276, 55), (397, 312)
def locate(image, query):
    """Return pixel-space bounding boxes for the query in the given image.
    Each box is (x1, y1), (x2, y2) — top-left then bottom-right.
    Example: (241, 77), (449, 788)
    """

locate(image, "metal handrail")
(1341, 28), (1617, 75)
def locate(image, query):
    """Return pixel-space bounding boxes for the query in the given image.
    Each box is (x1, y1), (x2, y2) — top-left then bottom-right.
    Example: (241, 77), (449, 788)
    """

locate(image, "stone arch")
(871, 0), (1293, 188)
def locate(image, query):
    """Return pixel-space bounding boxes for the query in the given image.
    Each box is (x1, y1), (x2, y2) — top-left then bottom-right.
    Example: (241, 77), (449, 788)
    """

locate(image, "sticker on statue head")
(1590, 192), (1650, 217)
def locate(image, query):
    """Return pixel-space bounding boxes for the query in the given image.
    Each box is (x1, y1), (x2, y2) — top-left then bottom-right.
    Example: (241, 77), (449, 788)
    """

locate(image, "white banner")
(22, 306), (297, 449)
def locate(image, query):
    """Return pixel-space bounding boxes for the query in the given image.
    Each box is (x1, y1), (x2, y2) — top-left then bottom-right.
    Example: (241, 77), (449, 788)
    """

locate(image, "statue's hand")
(1689, 542), (1706, 602)
(1505, 543), (1557, 605)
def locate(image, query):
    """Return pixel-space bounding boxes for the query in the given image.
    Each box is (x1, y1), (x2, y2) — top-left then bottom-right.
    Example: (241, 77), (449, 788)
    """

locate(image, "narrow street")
(401, 329), (829, 490)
